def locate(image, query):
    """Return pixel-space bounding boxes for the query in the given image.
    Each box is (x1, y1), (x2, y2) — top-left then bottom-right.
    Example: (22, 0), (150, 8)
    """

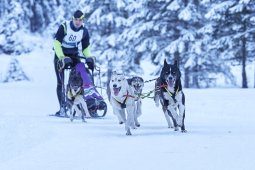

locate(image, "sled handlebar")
(78, 56), (87, 60)
(78, 56), (99, 71)
(78, 56), (96, 62)
(60, 56), (97, 70)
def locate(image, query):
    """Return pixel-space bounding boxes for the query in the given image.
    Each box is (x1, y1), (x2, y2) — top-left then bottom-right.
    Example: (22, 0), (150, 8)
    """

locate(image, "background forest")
(0, 0), (254, 88)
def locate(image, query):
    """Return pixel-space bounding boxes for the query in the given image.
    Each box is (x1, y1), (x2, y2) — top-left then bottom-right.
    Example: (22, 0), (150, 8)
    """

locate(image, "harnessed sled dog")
(154, 59), (187, 132)
(127, 76), (144, 127)
(109, 72), (143, 135)
(67, 68), (90, 122)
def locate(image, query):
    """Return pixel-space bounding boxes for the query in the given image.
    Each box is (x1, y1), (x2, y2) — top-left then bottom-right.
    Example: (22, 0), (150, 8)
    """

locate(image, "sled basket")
(75, 63), (107, 117)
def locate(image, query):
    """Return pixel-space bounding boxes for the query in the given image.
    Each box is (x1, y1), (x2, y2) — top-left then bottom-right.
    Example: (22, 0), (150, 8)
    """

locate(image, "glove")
(86, 57), (94, 70)
(58, 57), (73, 70)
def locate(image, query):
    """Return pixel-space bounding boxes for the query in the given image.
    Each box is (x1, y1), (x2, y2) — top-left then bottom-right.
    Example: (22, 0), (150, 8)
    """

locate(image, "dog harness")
(160, 83), (179, 102)
(133, 91), (142, 101)
(114, 91), (135, 108)
(67, 86), (83, 101)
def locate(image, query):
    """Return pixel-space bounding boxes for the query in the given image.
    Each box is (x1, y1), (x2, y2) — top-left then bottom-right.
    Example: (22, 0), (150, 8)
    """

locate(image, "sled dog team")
(69, 59), (186, 135)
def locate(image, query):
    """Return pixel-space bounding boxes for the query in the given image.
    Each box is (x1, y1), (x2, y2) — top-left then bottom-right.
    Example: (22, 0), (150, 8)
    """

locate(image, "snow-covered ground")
(0, 46), (255, 170)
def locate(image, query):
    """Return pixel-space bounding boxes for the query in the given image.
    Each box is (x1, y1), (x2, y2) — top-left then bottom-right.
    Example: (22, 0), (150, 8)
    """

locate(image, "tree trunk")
(241, 58), (247, 88)
(106, 58), (112, 102)
(0, 0), (6, 17)
(254, 62), (255, 88)
(184, 68), (190, 88)
(30, 2), (36, 32)
(241, 22), (248, 88)
(56, 0), (60, 6)
(192, 58), (200, 88)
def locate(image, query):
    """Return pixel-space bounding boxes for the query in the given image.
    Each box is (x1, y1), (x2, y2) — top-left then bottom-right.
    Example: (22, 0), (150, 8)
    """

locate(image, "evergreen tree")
(0, 1), (26, 54)
(1, 0), (254, 87)
(22, 0), (60, 33)
(85, 0), (142, 87)
(119, 0), (210, 87)
(3, 57), (29, 82)
(204, 0), (255, 88)
(0, 0), (7, 18)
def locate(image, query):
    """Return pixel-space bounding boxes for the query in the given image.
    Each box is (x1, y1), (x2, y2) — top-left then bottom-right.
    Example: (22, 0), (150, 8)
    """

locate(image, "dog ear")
(121, 74), (126, 80)
(139, 77), (144, 83)
(174, 60), (178, 66)
(164, 59), (168, 67)
(112, 71), (117, 75)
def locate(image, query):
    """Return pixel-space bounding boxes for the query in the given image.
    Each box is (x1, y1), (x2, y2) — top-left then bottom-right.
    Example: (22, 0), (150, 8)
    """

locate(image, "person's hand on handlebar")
(58, 57), (73, 70)
(86, 57), (95, 70)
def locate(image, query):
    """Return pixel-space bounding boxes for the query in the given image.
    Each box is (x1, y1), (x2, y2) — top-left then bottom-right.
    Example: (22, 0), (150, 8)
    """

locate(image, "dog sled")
(57, 57), (107, 118)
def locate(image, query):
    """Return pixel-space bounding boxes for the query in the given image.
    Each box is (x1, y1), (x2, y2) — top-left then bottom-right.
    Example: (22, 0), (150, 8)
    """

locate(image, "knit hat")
(73, 10), (85, 19)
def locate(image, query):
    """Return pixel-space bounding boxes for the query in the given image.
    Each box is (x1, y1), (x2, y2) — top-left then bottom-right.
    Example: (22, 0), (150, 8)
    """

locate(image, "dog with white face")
(109, 71), (136, 135)
(67, 69), (90, 122)
(127, 76), (144, 127)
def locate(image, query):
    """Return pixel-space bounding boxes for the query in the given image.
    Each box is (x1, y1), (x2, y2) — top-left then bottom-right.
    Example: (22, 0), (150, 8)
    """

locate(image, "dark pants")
(54, 54), (81, 110)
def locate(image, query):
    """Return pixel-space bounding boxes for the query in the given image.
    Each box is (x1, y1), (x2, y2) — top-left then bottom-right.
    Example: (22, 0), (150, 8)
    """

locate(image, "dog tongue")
(134, 86), (140, 91)
(113, 87), (119, 96)
(168, 80), (174, 88)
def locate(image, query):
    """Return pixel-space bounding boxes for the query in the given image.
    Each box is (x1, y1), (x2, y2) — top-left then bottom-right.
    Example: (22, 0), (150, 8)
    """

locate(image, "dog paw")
(177, 119), (183, 127)
(70, 116), (74, 122)
(174, 127), (179, 131)
(126, 129), (132, 136)
(155, 102), (159, 107)
(119, 121), (124, 124)
(181, 129), (187, 133)
(86, 114), (91, 118)
(135, 123), (140, 127)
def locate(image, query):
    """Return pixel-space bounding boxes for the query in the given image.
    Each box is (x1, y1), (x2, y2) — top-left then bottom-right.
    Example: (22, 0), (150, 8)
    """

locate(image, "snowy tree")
(0, 1), (29, 54)
(3, 57), (29, 82)
(22, 0), (60, 33)
(0, 0), (7, 17)
(84, 0), (144, 87)
(118, 0), (212, 87)
(0, 0), (60, 54)
(204, 0), (255, 88)
(1, 0), (254, 87)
